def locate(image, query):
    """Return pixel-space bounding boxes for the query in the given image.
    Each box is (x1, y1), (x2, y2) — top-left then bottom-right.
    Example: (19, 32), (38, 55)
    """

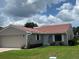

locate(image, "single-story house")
(0, 24), (74, 48)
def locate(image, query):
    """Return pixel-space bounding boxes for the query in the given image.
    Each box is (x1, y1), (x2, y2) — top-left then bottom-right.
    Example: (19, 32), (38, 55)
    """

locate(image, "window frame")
(36, 34), (40, 40)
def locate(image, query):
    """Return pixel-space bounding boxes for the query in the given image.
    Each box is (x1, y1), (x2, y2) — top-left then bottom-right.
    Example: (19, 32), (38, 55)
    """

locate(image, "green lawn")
(0, 46), (79, 59)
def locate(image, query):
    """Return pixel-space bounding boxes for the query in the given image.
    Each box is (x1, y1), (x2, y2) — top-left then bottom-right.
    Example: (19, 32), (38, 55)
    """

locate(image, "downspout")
(25, 31), (32, 48)
(25, 34), (28, 48)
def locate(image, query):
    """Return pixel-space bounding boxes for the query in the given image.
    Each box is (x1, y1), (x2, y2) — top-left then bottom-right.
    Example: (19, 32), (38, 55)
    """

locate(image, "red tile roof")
(36, 24), (71, 34)
(11, 24), (72, 34)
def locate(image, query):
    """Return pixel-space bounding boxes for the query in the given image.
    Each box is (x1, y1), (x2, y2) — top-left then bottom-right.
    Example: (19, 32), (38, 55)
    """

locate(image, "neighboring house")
(0, 24), (74, 48)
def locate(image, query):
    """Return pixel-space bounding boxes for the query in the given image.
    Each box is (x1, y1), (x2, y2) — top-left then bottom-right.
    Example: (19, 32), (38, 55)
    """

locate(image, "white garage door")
(1, 35), (25, 48)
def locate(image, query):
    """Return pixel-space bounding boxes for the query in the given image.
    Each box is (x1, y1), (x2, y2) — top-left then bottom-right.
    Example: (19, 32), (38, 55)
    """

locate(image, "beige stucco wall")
(62, 25), (74, 45)
(67, 25), (74, 40)
(62, 34), (68, 45)
(28, 34), (42, 45)
(0, 26), (27, 48)
(39, 34), (69, 46)
(41, 34), (53, 46)
(42, 35), (49, 46)
(0, 26), (26, 36)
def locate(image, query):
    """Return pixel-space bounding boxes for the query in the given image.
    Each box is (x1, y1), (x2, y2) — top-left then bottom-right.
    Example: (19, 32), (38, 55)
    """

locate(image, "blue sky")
(0, 0), (79, 27)
(44, 0), (76, 16)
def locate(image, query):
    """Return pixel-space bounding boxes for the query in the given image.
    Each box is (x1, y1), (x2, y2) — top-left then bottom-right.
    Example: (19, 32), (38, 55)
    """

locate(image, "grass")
(0, 46), (79, 59)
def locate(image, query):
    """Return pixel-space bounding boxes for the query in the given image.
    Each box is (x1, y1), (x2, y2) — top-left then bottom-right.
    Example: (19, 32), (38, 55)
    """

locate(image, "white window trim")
(52, 35), (55, 42)
(36, 34), (40, 40)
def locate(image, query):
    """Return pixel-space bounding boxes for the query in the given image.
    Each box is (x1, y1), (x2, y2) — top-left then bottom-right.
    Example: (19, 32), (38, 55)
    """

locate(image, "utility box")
(49, 57), (56, 59)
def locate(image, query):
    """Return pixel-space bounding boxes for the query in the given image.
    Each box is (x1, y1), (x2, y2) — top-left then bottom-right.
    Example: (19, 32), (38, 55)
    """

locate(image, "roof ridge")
(37, 23), (71, 28)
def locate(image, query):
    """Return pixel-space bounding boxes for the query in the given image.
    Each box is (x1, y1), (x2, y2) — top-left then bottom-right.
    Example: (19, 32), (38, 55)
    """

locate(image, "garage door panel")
(1, 35), (25, 48)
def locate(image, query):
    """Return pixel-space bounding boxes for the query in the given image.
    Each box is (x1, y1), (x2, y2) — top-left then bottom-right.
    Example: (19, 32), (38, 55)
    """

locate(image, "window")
(48, 35), (52, 40)
(55, 34), (62, 41)
(48, 35), (53, 43)
(36, 34), (40, 40)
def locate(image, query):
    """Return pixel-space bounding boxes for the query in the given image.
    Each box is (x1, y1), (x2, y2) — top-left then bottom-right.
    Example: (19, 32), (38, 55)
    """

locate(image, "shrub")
(68, 38), (77, 46)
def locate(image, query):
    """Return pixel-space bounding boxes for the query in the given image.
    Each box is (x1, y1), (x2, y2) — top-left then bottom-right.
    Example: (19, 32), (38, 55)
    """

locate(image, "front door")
(55, 34), (62, 45)
(42, 35), (49, 46)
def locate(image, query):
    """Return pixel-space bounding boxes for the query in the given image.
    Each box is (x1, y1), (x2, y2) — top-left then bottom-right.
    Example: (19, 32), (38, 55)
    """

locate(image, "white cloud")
(3, 0), (66, 17)
(56, 1), (79, 22)
(57, 10), (75, 21)
(0, 0), (66, 26)
(1, 0), (79, 27)
(57, 3), (73, 10)
(14, 14), (63, 26)
(26, 0), (36, 4)
(0, 13), (15, 27)
(76, 0), (79, 6)
(71, 20), (79, 27)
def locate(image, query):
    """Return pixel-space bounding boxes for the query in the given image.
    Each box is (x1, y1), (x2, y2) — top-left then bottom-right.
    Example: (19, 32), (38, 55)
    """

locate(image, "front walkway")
(0, 48), (21, 52)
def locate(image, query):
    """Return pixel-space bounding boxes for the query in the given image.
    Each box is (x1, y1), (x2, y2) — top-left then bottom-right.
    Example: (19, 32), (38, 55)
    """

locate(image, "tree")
(73, 27), (77, 35)
(24, 22), (38, 28)
(73, 26), (79, 35)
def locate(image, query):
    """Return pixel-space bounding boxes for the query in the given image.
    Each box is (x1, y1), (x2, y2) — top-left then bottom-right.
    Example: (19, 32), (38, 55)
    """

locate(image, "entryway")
(55, 34), (62, 45)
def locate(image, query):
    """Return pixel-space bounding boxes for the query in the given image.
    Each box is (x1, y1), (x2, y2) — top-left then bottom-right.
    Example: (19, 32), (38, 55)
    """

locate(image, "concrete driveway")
(0, 48), (21, 52)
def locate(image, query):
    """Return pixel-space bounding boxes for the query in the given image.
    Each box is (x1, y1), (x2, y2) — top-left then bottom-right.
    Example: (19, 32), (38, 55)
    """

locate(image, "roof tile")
(12, 24), (71, 34)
